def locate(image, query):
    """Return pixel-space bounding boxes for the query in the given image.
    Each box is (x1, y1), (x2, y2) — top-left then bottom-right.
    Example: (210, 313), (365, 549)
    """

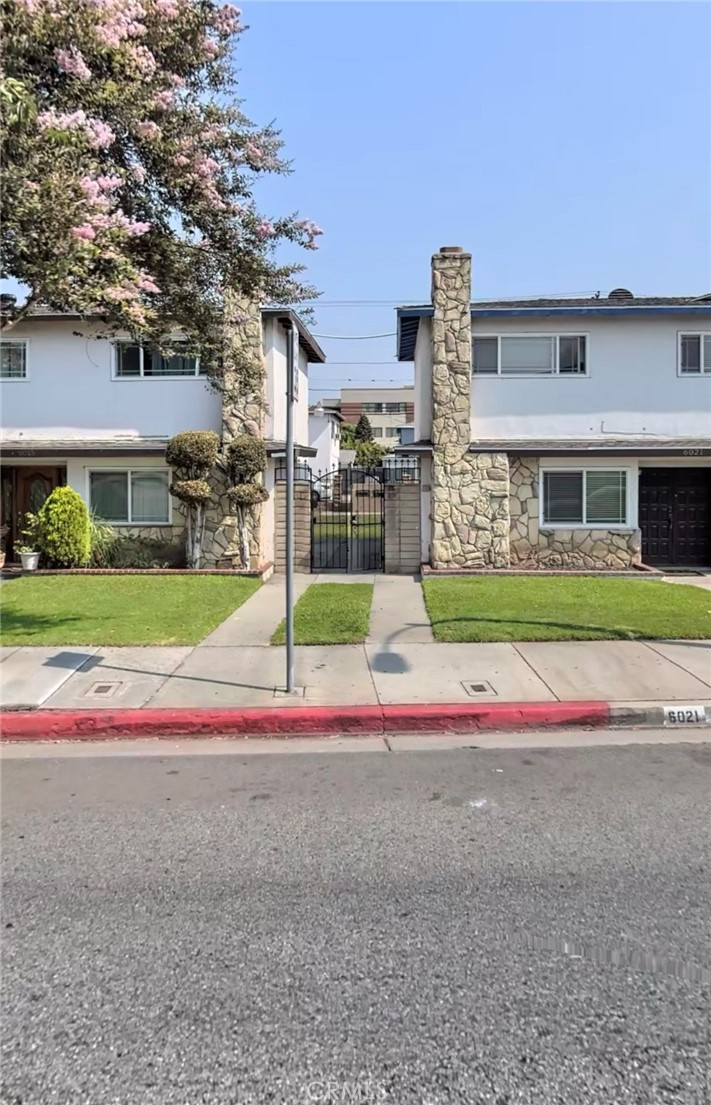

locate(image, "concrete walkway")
(367, 575), (434, 646)
(2, 638), (710, 711)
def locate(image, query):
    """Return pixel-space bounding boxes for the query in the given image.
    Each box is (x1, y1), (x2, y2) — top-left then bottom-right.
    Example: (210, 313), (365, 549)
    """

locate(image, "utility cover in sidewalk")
(462, 680), (496, 697)
(85, 682), (123, 698)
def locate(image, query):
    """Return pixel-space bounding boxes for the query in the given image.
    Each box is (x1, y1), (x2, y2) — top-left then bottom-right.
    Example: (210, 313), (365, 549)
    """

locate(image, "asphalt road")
(2, 740), (711, 1104)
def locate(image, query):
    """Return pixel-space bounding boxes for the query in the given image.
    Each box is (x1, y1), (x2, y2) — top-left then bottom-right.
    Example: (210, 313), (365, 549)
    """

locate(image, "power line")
(312, 331), (397, 340)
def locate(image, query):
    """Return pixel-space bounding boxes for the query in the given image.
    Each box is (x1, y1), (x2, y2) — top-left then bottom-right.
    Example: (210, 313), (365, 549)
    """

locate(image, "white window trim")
(539, 466), (632, 530)
(86, 467), (173, 525)
(112, 342), (203, 380)
(677, 331), (711, 377)
(473, 333), (590, 377)
(0, 337), (30, 382)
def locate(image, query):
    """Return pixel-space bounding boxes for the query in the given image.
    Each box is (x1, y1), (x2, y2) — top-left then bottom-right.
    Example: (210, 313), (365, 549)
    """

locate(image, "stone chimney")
(430, 247), (509, 568)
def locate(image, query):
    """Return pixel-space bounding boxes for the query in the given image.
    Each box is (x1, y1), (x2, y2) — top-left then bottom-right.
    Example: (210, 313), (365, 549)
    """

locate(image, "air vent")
(608, 287), (634, 302)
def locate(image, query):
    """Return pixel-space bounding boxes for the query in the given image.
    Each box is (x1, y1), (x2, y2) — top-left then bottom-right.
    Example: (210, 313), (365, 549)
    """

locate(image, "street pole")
(284, 318), (296, 692)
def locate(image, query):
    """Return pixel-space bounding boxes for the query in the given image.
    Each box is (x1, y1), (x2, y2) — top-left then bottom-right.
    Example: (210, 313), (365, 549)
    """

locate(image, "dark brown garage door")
(639, 468), (711, 566)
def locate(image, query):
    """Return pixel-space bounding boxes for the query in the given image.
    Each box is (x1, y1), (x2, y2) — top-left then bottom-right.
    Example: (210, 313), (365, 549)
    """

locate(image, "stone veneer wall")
(509, 456), (642, 569)
(202, 298), (267, 569)
(430, 247), (509, 568)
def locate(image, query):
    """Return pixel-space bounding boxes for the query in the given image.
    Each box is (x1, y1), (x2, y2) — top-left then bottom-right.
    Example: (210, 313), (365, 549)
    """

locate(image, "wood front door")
(10, 468), (63, 557)
(639, 468), (711, 567)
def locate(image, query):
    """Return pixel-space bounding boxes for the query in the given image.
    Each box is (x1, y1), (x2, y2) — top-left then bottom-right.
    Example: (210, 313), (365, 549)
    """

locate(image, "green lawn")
(312, 522), (382, 539)
(422, 577), (711, 642)
(272, 582), (373, 645)
(0, 575), (260, 646)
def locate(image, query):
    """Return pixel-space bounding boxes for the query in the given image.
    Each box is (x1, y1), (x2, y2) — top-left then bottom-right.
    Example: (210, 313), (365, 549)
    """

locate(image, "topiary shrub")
(166, 430), (219, 568)
(226, 434), (268, 570)
(36, 487), (91, 567)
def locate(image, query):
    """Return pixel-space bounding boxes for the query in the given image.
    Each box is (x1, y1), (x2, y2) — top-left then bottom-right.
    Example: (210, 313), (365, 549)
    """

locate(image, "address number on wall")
(663, 705), (708, 725)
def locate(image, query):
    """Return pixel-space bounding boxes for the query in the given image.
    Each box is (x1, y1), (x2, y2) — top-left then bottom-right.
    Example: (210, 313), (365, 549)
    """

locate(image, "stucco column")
(430, 247), (509, 568)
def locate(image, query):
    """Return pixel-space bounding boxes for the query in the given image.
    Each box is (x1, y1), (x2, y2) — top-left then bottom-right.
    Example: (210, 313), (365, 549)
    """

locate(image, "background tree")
(339, 423), (357, 449)
(166, 430), (219, 568)
(354, 414), (374, 443)
(1, 0), (322, 374)
(355, 440), (386, 468)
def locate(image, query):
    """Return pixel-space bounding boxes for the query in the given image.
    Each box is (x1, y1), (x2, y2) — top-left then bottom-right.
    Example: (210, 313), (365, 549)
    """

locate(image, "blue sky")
(240, 1), (711, 397)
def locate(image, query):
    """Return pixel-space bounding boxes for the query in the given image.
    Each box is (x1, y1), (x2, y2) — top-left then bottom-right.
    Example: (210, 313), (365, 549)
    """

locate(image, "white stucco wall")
(1, 320), (221, 440)
(265, 319), (310, 447)
(413, 319), (432, 443)
(468, 315), (711, 439)
(307, 413), (340, 475)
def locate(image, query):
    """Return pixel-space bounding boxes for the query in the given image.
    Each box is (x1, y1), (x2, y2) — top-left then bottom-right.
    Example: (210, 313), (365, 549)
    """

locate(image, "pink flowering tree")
(0, 0), (322, 371)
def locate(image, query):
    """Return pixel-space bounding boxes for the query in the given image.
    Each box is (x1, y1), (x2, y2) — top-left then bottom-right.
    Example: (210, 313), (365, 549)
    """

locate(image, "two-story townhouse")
(0, 303), (324, 568)
(396, 247), (711, 571)
(307, 402), (342, 475)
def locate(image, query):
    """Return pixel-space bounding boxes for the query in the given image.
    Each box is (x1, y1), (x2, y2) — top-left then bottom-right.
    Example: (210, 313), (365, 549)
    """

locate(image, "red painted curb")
(0, 701), (610, 742)
(382, 701), (610, 732)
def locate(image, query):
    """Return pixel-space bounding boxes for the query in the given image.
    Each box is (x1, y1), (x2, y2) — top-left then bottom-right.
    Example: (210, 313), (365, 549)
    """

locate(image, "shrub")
(88, 512), (118, 568)
(36, 487), (91, 567)
(225, 433), (268, 570)
(166, 430), (219, 569)
(166, 431), (220, 474)
(227, 435), (267, 482)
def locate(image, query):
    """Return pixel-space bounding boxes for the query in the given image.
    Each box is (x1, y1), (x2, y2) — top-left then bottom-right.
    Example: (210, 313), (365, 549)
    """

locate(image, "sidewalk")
(2, 637), (710, 710)
(2, 573), (710, 737)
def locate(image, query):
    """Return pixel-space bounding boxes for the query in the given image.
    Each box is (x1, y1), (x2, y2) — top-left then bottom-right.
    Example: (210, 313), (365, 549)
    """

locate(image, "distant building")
(340, 386), (414, 442)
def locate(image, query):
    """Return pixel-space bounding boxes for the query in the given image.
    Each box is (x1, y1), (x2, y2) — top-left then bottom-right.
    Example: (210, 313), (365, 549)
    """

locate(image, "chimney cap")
(439, 246), (464, 254)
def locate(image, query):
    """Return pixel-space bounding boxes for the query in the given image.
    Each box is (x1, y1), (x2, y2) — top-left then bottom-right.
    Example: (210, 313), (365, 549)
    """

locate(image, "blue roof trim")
(470, 305), (711, 318)
(396, 304), (711, 361)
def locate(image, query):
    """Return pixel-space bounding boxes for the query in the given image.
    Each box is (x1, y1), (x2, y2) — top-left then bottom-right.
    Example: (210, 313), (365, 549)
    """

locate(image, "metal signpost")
(283, 319), (297, 692)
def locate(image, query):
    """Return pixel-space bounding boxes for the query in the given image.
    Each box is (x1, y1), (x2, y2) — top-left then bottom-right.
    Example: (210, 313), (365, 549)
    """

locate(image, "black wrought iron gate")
(311, 466), (384, 572)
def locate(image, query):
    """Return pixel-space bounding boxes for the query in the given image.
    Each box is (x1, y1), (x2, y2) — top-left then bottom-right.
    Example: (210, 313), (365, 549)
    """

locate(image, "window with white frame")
(89, 469), (171, 524)
(385, 402), (407, 413)
(385, 427), (400, 438)
(473, 335), (587, 376)
(0, 339), (28, 379)
(679, 333), (711, 375)
(115, 342), (205, 378)
(361, 402), (383, 413)
(541, 469), (628, 527)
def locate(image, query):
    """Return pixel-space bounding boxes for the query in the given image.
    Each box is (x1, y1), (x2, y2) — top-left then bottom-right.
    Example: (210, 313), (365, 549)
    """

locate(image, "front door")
(639, 468), (711, 567)
(9, 467), (63, 559)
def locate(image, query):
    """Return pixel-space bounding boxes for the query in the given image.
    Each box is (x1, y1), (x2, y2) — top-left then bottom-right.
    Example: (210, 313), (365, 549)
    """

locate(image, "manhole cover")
(85, 682), (122, 698)
(462, 680), (496, 697)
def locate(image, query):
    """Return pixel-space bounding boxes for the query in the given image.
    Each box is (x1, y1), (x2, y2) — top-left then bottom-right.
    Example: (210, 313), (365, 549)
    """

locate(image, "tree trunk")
(185, 507), (194, 569)
(237, 505), (250, 571)
(194, 502), (205, 570)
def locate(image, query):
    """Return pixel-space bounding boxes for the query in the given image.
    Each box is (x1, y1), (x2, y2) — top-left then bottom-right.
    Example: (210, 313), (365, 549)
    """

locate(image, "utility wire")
(312, 331), (397, 340)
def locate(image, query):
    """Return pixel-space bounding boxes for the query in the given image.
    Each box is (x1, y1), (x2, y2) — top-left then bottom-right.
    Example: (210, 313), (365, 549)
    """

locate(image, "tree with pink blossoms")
(0, 0), (322, 379)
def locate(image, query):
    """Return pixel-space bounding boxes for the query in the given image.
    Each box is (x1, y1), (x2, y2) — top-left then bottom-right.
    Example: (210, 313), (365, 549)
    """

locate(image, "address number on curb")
(663, 705), (708, 725)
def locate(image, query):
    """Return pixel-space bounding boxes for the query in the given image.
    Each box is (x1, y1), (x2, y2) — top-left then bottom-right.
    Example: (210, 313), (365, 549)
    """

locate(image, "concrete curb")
(2, 702), (709, 742)
(2, 701), (610, 741)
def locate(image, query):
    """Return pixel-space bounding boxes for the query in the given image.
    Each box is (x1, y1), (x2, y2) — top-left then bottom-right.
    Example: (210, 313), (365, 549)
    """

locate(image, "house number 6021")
(683, 449), (703, 456)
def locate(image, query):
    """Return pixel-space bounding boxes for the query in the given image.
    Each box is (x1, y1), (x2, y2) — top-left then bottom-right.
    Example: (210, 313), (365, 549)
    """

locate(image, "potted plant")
(16, 543), (40, 571)
(17, 512), (41, 571)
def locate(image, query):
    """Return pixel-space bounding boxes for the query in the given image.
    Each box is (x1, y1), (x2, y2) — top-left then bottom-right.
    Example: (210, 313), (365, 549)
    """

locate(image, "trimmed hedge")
(37, 487), (91, 567)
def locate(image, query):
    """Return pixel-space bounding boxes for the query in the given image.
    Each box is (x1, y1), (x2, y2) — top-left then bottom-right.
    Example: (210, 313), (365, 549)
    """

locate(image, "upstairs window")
(542, 469), (628, 528)
(361, 402), (383, 413)
(385, 402), (407, 413)
(679, 334), (711, 375)
(115, 342), (205, 378)
(473, 335), (587, 376)
(0, 340), (28, 379)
